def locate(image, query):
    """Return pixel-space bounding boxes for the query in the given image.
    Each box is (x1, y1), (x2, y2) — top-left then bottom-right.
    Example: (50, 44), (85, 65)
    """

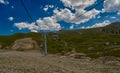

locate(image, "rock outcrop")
(12, 38), (39, 50)
(69, 53), (86, 59)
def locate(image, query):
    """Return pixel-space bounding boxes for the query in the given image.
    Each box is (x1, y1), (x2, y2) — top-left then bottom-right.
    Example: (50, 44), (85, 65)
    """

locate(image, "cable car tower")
(19, 0), (105, 56)
(19, 0), (49, 56)
(40, 30), (49, 56)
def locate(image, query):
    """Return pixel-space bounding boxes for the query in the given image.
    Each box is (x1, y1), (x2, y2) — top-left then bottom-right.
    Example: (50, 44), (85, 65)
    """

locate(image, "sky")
(0, 0), (120, 35)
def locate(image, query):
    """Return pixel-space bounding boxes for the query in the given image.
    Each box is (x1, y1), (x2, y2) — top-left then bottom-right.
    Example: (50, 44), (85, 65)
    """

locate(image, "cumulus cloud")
(104, 0), (120, 12)
(14, 0), (103, 32)
(53, 0), (100, 24)
(53, 8), (74, 23)
(14, 22), (38, 31)
(61, 0), (96, 10)
(0, 0), (9, 4)
(71, 9), (100, 24)
(89, 20), (110, 28)
(14, 17), (61, 31)
(36, 17), (61, 31)
(8, 17), (14, 21)
(53, 8), (100, 24)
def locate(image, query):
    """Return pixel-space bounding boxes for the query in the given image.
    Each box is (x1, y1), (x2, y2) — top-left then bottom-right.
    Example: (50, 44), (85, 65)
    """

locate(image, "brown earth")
(0, 50), (120, 73)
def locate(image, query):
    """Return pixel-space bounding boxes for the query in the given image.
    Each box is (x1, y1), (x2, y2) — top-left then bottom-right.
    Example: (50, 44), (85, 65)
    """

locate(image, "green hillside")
(0, 32), (42, 47)
(0, 22), (120, 58)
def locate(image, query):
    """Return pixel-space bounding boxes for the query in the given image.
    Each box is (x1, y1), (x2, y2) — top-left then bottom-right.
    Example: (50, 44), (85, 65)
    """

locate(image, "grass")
(0, 32), (42, 48)
(0, 26), (120, 58)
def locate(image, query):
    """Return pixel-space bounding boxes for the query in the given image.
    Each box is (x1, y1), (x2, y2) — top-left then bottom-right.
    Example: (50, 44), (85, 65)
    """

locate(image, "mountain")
(101, 22), (120, 34)
(106, 22), (120, 28)
(0, 22), (120, 58)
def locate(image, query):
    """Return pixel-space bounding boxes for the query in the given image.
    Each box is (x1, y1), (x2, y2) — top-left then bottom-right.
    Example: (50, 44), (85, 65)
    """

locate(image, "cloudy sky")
(0, 0), (120, 35)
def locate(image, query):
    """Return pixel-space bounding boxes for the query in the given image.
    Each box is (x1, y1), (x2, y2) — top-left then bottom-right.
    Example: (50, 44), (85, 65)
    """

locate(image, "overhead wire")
(78, 0), (105, 18)
(19, 0), (34, 22)
(19, 0), (106, 23)
(19, 0), (56, 22)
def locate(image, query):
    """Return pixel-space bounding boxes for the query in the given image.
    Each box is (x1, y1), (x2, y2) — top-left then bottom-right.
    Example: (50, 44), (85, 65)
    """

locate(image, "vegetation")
(0, 22), (120, 58)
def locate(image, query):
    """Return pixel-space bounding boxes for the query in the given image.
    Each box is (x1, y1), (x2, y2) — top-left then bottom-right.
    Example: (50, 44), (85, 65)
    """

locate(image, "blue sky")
(0, 0), (120, 35)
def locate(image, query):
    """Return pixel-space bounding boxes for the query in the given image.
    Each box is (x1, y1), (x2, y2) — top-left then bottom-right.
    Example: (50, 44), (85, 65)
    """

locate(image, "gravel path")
(0, 51), (120, 73)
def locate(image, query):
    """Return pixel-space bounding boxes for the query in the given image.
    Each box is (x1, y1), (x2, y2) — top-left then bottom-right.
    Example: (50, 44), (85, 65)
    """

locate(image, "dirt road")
(0, 51), (120, 73)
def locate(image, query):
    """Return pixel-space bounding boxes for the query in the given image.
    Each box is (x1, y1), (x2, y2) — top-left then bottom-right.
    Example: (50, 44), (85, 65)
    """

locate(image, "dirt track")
(0, 51), (120, 73)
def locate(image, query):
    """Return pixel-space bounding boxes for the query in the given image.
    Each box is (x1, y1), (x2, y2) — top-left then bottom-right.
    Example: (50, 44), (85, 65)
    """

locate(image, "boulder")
(104, 42), (110, 46)
(70, 53), (86, 59)
(12, 38), (39, 50)
(88, 47), (94, 51)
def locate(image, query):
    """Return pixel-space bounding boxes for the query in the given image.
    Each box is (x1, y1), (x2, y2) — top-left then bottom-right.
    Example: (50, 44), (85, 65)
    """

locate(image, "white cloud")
(53, 8), (100, 24)
(111, 17), (116, 19)
(8, 17), (14, 21)
(31, 30), (38, 33)
(70, 25), (74, 29)
(14, 17), (61, 31)
(14, 22), (38, 30)
(97, 16), (101, 19)
(43, 6), (49, 11)
(49, 5), (54, 8)
(0, 0), (9, 4)
(104, 0), (120, 12)
(72, 9), (100, 24)
(14, 22), (31, 30)
(90, 20), (110, 28)
(80, 26), (86, 29)
(43, 5), (54, 12)
(36, 17), (61, 31)
(118, 11), (120, 15)
(0, 0), (5, 4)
(101, 9), (105, 13)
(60, 0), (72, 8)
(53, 0), (100, 24)
(53, 8), (74, 23)
(61, 0), (96, 10)
(81, 20), (110, 29)
(15, 0), (101, 32)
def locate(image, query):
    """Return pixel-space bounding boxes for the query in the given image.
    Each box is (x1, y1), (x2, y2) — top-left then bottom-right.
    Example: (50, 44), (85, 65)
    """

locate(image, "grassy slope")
(58, 29), (120, 58)
(0, 32), (42, 48)
(0, 23), (120, 58)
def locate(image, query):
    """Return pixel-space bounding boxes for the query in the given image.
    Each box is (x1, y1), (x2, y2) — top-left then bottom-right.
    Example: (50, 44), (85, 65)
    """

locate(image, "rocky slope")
(12, 38), (39, 50)
(0, 51), (120, 73)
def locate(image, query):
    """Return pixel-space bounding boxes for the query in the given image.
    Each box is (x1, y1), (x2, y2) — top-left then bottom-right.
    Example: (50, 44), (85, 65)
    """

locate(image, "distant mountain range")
(106, 22), (120, 29)
(101, 22), (120, 34)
